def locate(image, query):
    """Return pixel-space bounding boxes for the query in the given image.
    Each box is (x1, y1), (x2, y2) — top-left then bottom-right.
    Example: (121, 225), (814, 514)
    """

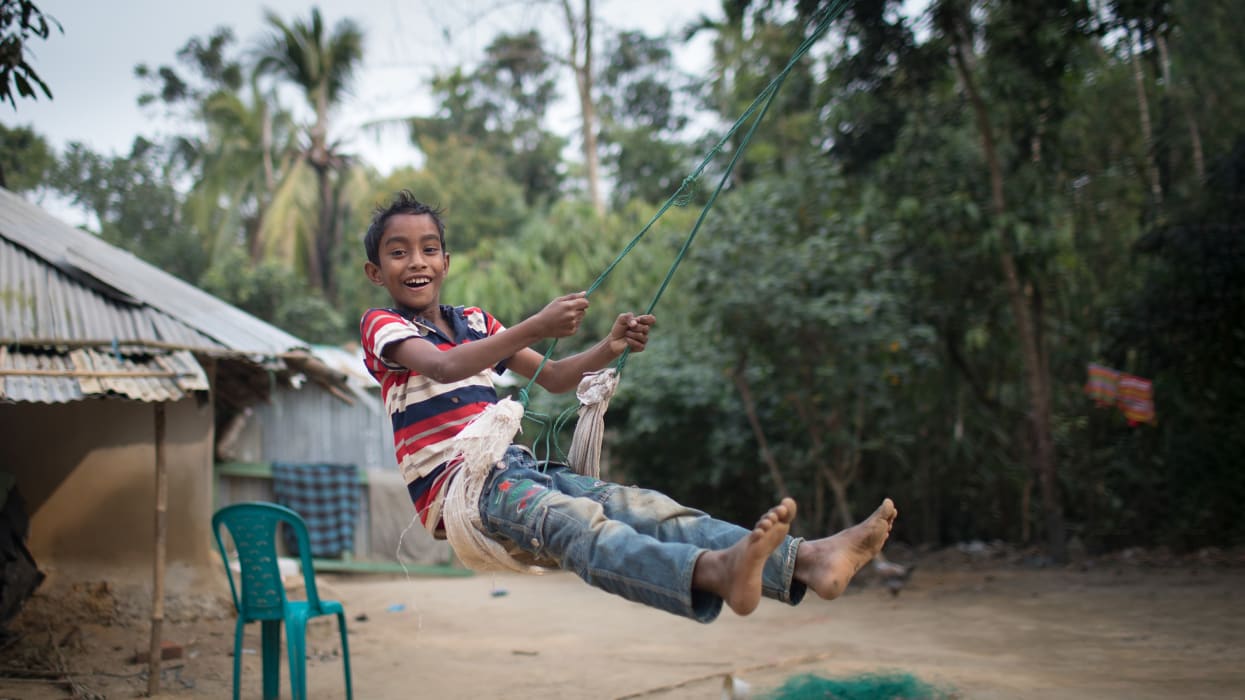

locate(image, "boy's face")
(365, 213), (450, 315)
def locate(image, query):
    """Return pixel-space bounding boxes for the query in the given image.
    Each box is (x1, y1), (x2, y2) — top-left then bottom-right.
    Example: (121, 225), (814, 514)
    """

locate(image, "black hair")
(363, 190), (447, 264)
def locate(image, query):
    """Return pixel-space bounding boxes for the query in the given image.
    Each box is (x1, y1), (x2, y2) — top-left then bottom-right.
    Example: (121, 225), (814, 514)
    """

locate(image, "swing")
(438, 1), (852, 573)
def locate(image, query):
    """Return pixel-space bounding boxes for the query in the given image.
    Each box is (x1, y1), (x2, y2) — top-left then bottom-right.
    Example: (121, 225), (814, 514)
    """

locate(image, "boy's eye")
(423, 247), (440, 254)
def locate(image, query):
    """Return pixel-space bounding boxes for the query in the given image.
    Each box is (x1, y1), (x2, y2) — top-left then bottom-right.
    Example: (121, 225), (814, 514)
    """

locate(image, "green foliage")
(1080, 145), (1245, 548)
(0, 0), (60, 108)
(610, 332), (771, 523)
(409, 31), (566, 206)
(677, 159), (933, 531)
(48, 139), (209, 285)
(200, 248), (346, 343)
(0, 122), (52, 191)
(28, 0), (1245, 552)
(253, 8), (362, 110)
(691, 2), (823, 181)
(252, 7), (367, 300)
(444, 198), (697, 338)
(597, 31), (698, 206)
(135, 27), (244, 108)
(382, 141), (529, 252)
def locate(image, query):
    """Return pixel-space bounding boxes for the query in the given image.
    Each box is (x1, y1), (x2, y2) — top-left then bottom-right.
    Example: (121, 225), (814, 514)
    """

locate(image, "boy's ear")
(444, 251), (451, 274)
(364, 260), (383, 286)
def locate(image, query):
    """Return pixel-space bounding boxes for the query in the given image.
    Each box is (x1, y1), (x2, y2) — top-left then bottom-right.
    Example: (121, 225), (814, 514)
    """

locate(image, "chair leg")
(285, 617), (309, 700)
(337, 611), (353, 700)
(261, 620), (282, 700)
(233, 620), (245, 700)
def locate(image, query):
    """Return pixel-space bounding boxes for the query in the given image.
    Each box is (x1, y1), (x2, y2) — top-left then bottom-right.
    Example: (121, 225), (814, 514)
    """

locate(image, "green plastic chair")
(212, 502), (353, 700)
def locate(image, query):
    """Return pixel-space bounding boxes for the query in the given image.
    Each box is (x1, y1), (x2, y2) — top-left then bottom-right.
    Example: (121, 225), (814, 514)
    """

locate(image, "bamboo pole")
(0, 336), (315, 361)
(147, 403), (168, 696)
(0, 369), (188, 378)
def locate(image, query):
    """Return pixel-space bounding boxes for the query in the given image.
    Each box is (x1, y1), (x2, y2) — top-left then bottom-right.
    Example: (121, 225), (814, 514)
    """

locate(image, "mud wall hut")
(0, 186), (346, 592)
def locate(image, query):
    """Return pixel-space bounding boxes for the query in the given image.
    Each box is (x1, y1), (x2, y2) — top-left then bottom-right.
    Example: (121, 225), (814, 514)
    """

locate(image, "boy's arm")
(507, 312), (656, 394)
(384, 293), (589, 383)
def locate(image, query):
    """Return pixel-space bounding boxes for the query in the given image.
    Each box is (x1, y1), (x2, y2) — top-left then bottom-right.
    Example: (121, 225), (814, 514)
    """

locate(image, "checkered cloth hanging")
(272, 462), (360, 558)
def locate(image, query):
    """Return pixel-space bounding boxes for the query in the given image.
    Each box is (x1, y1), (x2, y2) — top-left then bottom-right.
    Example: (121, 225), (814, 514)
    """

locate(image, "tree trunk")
(252, 102), (276, 263)
(821, 466), (854, 532)
(1155, 31), (1205, 183)
(262, 102), (275, 193)
(812, 468), (826, 537)
(561, 0), (604, 216)
(1128, 26), (1163, 210)
(317, 168), (337, 299)
(950, 26), (1067, 563)
(307, 88), (331, 293)
(731, 355), (791, 500)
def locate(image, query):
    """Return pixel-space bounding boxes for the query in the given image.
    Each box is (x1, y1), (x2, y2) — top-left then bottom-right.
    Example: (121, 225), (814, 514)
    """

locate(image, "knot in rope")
(673, 174), (699, 207)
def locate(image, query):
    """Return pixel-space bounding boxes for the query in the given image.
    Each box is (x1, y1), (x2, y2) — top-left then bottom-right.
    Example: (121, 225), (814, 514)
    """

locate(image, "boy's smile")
(365, 213), (449, 319)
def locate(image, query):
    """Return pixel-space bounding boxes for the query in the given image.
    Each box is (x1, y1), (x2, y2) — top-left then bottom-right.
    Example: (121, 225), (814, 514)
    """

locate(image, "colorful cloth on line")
(1083, 363), (1157, 426)
(1084, 363), (1120, 406)
(1117, 373), (1157, 426)
(272, 462), (360, 558)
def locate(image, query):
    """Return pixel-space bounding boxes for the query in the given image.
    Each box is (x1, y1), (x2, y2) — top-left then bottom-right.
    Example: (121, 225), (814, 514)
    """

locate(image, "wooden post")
(147, 403), (168, 696)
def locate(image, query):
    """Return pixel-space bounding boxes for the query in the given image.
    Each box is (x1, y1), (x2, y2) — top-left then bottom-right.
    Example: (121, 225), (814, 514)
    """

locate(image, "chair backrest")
(212, 502), (325, 621)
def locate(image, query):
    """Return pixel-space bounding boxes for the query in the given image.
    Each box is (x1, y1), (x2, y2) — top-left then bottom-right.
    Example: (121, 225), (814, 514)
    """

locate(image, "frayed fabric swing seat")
(441, 369), (618, 574)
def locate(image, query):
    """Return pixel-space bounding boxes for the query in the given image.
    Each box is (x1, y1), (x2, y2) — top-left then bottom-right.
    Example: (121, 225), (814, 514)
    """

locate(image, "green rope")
(518, 1), (851, 456)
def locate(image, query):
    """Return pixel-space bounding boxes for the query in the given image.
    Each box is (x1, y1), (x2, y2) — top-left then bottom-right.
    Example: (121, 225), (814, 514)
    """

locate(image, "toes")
(781, 498), (798, 522)
(874, 499), (898, 523)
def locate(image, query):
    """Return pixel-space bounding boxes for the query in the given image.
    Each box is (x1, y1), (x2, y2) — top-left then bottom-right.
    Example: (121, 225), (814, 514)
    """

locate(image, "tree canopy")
(16, 0), (1245, 556)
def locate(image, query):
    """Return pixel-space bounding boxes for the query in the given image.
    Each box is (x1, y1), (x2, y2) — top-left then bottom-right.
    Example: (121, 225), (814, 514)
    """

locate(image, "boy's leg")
(540, 464), (899, 604)
(541, 465), (808, 605)
(479, 448), (717, 621)
(792, 499), (898, 600)
(689, 497), (795, 616)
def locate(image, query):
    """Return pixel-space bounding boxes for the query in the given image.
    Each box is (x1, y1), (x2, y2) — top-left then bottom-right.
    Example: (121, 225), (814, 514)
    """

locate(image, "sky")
(5, 0), (721, 176)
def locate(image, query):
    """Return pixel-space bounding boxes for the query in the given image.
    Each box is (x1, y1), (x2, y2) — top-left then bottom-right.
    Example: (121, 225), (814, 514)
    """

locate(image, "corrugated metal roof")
(0, 237), (225, 352)
(0, 188), (307, 356)
(0, 188), (331, 405)
(310, 344), (375, 388)
(0, 346), (209, 403)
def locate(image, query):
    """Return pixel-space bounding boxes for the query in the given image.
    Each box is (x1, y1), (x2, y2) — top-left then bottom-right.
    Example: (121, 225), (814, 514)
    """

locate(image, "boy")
(361, 190), (898, 622)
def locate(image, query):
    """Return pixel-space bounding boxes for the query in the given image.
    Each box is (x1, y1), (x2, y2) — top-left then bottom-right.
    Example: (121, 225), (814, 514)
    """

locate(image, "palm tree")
(252, 6), (364, 300)
(178, 83), (301, 264)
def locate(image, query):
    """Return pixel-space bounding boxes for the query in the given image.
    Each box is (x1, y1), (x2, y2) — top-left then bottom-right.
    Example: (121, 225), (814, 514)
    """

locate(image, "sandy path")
(292, 566), (1244, 699)
(3, 564), (1242, 699)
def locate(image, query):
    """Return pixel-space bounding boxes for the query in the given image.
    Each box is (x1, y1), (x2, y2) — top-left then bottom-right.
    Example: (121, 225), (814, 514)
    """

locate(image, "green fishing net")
(760, 672), (954, 700)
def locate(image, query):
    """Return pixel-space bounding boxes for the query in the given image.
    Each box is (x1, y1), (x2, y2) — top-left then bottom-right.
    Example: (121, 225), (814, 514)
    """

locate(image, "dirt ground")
(2, 545), (1243, 700)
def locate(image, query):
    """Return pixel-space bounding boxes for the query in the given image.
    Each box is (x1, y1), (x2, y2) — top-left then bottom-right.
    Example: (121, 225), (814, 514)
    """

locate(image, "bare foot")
(693, 498), (797, 616)
(793, 498), (898, 600)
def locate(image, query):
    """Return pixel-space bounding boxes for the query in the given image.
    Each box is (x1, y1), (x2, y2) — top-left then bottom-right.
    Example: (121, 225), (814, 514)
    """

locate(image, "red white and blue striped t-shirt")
(360, 305), (507, 534)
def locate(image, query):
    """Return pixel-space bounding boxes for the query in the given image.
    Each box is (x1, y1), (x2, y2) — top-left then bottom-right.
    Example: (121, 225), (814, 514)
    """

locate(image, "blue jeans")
(478, 445), (807, 622)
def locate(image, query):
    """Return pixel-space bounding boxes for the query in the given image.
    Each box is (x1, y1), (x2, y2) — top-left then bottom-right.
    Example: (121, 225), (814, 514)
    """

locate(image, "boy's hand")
(608, 313), (656, 355)
(531, 292), (590, 338)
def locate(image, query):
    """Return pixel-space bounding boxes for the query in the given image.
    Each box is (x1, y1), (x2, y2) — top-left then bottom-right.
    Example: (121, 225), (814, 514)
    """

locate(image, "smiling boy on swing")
(360, 189), (897, 622)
